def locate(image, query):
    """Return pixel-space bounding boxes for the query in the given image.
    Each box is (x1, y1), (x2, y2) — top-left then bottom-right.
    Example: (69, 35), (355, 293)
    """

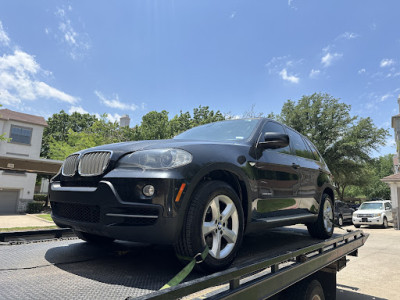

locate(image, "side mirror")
(259, 132), (289, 149)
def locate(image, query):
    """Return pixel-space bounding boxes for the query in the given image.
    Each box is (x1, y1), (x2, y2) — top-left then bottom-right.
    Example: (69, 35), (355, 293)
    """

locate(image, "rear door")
(285, 128), (321, 214)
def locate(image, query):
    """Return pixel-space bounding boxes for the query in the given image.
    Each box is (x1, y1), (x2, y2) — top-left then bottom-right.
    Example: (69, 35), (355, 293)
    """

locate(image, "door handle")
(292, 163), (300, 169)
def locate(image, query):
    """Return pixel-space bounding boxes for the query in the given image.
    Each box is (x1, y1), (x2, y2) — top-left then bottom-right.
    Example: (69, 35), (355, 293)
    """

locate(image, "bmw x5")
(49, 118), (335, 272)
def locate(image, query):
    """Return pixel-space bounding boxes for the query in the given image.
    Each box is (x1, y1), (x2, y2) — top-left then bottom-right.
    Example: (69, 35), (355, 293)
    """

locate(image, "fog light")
(143, 185), (155, 197)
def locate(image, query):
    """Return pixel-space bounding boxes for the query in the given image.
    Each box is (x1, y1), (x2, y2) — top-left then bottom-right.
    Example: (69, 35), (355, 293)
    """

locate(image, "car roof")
(363, 200), (390, 203)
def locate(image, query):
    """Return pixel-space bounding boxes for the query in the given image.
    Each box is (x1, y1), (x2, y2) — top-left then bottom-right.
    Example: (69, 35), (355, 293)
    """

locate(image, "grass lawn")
(0, 226), (58, 232)
(37, 214), (53, 222)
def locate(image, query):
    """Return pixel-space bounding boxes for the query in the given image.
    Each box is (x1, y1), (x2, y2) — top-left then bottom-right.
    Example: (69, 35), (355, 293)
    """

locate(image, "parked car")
(352, 200), (393, 228)
(334, 201), (355, 226)
(49, 118), (335, 272)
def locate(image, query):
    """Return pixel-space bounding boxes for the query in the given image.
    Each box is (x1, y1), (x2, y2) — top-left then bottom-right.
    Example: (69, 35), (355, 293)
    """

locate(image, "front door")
(252, 121), (301, 220)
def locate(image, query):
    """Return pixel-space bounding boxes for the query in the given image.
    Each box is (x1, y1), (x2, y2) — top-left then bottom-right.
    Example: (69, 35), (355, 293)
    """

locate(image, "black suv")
(334, 201), (355, 226)
(50, 118), (335, 272)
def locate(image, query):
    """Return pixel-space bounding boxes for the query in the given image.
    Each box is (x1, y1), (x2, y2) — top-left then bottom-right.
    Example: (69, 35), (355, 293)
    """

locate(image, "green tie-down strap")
(160, 247), (209, 290)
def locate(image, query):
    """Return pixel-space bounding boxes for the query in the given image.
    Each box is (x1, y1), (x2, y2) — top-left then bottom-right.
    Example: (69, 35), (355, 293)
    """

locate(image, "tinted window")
(385, 203), (392, 210)
(286, 128), (314, 159)
(261, 121), (290, 154)
(174, 119), (260, 141)
(304, 138), (321, 161)
(10, 125), (32, 145)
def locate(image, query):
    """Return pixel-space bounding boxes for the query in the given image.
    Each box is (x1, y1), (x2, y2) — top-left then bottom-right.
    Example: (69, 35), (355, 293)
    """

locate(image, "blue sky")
(0, 0), (399, 156)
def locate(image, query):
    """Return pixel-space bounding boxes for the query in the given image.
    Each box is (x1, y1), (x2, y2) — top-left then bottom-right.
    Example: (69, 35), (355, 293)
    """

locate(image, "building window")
(9, 125), (32, 145)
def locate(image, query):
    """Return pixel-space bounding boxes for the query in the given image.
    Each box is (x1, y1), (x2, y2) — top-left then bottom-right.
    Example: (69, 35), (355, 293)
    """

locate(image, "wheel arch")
(323, 187), (335, 205)
(182, 163), (252, 227)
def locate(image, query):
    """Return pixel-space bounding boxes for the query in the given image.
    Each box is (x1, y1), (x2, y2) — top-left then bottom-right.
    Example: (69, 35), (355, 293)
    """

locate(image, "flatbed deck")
(0, 227), (367, 300)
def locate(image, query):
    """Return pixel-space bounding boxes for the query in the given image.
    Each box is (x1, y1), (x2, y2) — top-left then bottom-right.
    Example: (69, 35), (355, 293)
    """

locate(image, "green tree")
(276, 93), (389, 200)
(41, 110), (97, 158)
(363, 154), (394, 199)
(192, 105), (225, 126)
(138, 110), (171, 140)
(47, 115), (135, 160)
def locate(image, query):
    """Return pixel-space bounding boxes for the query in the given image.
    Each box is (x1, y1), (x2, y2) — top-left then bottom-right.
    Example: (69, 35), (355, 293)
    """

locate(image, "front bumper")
(352, 215), (383, 226)
(49, 179), (183, 244)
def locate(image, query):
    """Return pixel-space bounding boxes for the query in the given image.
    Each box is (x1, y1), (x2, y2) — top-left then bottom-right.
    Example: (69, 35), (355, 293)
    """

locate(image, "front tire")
(337, 215), (344, 227)
(175, 181), (244, 273)
(307, 193), (334, 239)
(382, 217), (388, 229)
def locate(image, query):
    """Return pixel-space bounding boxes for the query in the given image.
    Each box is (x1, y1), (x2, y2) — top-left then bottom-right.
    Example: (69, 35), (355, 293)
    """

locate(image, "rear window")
(286, 128), (315, 160)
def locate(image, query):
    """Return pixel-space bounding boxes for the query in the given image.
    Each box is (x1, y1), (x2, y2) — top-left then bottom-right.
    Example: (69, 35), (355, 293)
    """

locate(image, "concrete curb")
(26, 214), (55, 224)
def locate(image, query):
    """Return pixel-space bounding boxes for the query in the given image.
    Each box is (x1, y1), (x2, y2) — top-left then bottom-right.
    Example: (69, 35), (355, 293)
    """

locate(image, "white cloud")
(105, 113), (122, 123)
(0, 50), (78, 105)
(230, 12), (236, 19)
(358, 68), (366, 74)
(321, 52), (343, 67)
(288, 0), (297, 9)
(380, 58), (395, 68)
(336, 32), (358, 40)
(69, 105), (88, 114)
(379, 94), (392, 102)
(95, 90), (138, 111)
(309, 69), (320, 78)
(279, 69), (299, 83)
(54, 6), (91, 60)
(0, 21), (10, 46)
(387, 138), (396, 147)
(266, 56), (302, 82)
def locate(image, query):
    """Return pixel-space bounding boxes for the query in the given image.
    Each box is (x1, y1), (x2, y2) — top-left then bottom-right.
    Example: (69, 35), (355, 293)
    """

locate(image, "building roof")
(381, 173), (400, 183)
(0, 109), (47, 127)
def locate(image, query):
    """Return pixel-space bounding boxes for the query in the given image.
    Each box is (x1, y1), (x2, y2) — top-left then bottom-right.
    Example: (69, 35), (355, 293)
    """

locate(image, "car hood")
(76, 139), (249, 159)
(356, 209), (384, 214)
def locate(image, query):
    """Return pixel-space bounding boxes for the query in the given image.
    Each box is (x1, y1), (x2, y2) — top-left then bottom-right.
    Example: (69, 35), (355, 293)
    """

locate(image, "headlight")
(118, 149), (192, 170)
(373, 213), (382, 217)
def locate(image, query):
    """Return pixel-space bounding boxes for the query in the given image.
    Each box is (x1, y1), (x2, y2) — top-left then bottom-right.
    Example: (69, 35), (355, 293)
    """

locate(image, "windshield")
(174, 119), (260, 142)
(359, 203), (384, 210)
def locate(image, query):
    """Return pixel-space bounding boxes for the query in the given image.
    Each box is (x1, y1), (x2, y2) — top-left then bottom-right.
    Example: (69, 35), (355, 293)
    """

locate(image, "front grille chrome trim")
(78, 151), (112, 176)
(62, 154), (79, 176)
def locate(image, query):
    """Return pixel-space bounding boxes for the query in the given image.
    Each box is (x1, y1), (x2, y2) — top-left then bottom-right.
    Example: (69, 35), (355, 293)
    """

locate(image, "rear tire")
(74, 230), (115, 244)
(307, 194), (334, 239)
(354, 224), (361, 228)
(174, 180), (244, 273)
(304, 279), (325, 300)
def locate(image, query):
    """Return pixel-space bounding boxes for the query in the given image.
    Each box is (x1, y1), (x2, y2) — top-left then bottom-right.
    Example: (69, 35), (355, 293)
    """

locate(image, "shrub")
(33, 194), (48, 202)
(26, 201), (44, 214)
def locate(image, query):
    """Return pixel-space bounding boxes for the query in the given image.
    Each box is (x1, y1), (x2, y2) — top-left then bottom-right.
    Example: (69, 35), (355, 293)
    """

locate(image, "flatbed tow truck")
(0, 226), (367, 300)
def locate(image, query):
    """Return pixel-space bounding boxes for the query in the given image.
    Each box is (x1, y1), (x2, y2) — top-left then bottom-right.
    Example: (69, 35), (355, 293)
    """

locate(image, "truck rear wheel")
(307, 193), (334, 239)
(304, 279), (325, 300)
(174, 180), (244, 273)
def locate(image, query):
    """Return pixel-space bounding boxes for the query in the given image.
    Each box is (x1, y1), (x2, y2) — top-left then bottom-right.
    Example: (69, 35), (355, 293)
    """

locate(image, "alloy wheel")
(202, 195), (239, 259)
(323, 199), (333, 233)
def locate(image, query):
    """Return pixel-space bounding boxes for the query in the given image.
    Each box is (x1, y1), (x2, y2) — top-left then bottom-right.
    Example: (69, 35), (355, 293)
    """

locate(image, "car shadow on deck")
(44, 226), (339, 294)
